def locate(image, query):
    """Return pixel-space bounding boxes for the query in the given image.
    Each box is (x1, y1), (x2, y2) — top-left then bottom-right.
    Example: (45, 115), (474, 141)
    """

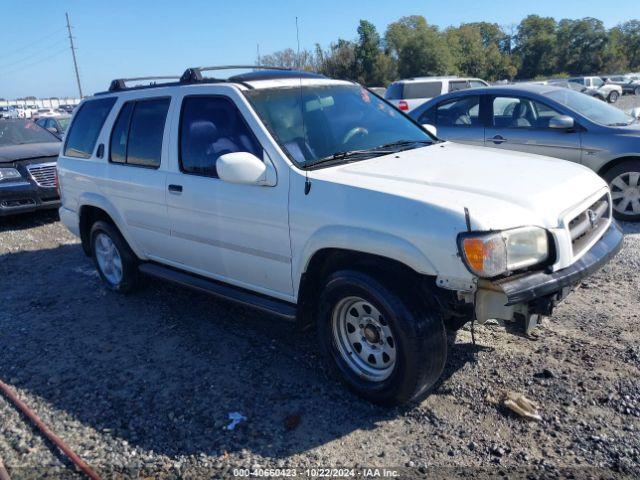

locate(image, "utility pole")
(66, 12), (83, 98)
(256, 43), (261, 65)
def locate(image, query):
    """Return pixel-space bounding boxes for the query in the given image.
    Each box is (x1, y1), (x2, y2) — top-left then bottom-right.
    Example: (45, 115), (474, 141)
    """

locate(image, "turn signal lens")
(459, 227), (549, 278)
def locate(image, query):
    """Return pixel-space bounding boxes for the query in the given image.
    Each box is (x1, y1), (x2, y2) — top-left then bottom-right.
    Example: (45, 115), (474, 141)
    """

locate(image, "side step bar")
(138, 263), (297, 321)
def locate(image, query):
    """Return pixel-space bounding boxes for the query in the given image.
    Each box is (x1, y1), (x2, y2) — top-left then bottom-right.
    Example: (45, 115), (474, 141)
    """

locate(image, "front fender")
(293, 225), (439, 297)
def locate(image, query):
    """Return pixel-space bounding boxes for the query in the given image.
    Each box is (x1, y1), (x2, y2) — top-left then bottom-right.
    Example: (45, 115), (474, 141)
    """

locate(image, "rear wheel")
(604, 160), (640, 222)
(317, 270), (446, 406)
(90, 220), (140, 292)
(608, 91), (619, 103)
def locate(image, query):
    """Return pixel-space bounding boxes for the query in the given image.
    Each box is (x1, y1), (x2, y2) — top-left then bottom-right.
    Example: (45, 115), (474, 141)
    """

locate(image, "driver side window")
(179, 96), (262, 178)
(492, 96), (563, 129)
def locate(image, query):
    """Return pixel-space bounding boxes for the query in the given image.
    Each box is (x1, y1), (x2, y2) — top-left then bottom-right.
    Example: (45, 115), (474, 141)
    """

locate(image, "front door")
(485, 95), (582, 163)
(165, 93), (293, 301)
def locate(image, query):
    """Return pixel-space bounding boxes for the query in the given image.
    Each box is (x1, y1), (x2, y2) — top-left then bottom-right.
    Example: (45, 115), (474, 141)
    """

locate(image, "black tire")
(607, 91), (619, 103)
(603, 159), (640, 222)
(317, 270), (447, 406)
(634, 86), (640, 96)
(90, 220), (140, 293)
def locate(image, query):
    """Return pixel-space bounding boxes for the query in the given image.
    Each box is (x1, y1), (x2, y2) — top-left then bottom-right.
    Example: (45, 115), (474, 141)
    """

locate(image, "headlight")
(458, 226), (549, 278)
(0, 168), (22, 183)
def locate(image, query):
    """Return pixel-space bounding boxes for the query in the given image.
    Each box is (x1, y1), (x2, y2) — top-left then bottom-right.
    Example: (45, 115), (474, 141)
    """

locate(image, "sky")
(1, 0), (638, 99)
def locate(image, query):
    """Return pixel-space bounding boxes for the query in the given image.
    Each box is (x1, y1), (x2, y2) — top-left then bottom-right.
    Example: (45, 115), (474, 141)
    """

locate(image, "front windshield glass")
(0, 120), (59, 146)
(545, 89), (634, 126)
(244, 83), (433, 168)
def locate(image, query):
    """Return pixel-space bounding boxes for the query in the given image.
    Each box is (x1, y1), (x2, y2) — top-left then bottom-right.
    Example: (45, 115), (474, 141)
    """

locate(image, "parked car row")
(48, 66), (623, 406)
(410, 83), (640, 221)
(0, 103), (76, 119)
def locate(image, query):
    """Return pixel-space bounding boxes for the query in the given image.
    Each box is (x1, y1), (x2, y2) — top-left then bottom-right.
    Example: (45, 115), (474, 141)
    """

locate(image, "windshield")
(545, 89), (634, 126)
(0, 120), (59, 146)
(244, 83), (433, 168)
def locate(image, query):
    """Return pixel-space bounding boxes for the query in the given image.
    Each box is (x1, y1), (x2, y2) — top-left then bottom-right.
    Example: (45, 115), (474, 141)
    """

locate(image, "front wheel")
(608, 91), (619, 103)
(604, 160), (640, 222)
(317, 270), (446, 406)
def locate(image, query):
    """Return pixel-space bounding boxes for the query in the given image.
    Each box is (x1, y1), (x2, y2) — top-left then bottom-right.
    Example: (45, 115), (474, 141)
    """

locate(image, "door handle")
(168, 184), (183, 194)
(491, 135), (507, 144)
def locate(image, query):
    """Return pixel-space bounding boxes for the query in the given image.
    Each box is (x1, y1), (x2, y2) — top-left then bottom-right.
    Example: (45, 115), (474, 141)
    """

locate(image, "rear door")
(104, 95), (174, 260)
(416, 94), (485, 146)
(484, 95), (581, 162)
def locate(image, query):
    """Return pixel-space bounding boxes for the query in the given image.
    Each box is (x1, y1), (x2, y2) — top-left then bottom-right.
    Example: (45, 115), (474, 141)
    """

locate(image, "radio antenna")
(296, 16), (311, 195)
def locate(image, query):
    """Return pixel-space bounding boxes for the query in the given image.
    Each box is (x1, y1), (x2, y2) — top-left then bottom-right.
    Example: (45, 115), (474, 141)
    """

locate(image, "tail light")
(398, 100), (409, 111)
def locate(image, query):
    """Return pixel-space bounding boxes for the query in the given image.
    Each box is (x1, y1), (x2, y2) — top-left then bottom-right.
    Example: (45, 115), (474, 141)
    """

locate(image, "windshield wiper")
(607, 122), (633, 126)
(305, 140), (433, 169)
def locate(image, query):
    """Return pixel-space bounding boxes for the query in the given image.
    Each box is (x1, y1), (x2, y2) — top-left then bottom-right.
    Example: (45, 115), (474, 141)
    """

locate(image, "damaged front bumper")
(474, 221), (623, 332)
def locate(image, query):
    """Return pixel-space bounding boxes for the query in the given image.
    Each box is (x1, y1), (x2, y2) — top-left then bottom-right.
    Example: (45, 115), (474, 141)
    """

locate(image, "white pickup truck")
(57, 67), (623, 405)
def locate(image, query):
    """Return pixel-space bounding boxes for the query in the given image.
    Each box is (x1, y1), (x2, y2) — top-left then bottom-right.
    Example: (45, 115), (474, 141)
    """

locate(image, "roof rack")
(179, 65), (291, 83)
(103, 65), (325, 95)
(108, 76), (181, 92)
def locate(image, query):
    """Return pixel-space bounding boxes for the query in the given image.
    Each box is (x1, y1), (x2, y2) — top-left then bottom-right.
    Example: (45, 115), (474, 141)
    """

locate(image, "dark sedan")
(0, 119), (62, 216)
(409, 84), (640, 221)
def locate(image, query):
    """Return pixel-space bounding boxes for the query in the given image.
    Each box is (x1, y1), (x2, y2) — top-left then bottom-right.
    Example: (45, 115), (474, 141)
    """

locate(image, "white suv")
(58, 66), (622, 406)
(385, 76), (489, 112)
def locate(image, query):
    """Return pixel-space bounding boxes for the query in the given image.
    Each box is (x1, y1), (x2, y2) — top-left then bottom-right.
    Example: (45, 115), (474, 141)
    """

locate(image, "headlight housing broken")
(458, 226), (549, 278)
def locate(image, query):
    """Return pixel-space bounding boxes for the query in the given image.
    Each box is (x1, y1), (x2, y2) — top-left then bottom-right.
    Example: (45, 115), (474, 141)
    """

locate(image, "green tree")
(354, 20), (381, 85)
(316, 39), (357, 80)
(385, 16), (454, 78)
(602, 27), (629, 73)
(514, 15), (558, 79)
(556, 18), (608, 75)
(619, 20), (640, 69)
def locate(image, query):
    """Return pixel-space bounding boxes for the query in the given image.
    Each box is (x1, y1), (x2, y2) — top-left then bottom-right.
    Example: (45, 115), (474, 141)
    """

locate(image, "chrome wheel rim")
(94, 233), (123, 285)
(331, 296), (396, 382)
(610, 172), (640, 216)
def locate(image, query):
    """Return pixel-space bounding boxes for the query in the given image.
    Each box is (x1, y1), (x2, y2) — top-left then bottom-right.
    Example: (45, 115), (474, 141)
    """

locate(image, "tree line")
(260, 15), (640, 86)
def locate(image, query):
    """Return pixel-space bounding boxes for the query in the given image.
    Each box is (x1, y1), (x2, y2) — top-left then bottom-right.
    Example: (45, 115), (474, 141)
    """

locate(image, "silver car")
(410, 84), (640, 221)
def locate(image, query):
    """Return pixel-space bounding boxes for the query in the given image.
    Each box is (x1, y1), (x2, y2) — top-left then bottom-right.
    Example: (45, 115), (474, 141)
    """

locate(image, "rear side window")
(179, 96), (262, 178)
(64, 97), (116, 158)
(109, 98), (170, 168)
(449, 81), (469, 92)
(384, 83), (404, 100)
(403, 82), (442, 99)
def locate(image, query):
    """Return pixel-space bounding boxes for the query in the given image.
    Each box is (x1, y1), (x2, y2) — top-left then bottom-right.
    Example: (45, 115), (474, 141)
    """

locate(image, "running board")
(138, 263), (297, 320)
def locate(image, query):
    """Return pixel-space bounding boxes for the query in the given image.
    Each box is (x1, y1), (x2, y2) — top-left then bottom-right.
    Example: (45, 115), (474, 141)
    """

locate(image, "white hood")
(312, 142), (607, 230)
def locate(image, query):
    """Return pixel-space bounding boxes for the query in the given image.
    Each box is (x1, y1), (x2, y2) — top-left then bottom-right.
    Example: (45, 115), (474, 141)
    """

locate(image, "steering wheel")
(342, 126), (369, 145)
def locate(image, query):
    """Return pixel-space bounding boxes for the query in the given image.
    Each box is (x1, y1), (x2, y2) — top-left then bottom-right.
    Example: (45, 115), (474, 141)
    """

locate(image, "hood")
(0, 142), (61, 163)
(313, 142), (607, 230)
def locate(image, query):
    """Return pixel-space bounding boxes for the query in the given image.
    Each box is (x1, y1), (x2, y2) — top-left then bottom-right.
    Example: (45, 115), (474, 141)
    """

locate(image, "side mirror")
(631, 107), (640, 119)
(47, 127), (58, 134)
(217, 152), (270, 186)
(549, 115), (575, 130)
(422, 124), (437, 137)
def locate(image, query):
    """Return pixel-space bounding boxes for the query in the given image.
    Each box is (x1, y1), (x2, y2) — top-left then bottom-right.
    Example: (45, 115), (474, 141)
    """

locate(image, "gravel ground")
(1, 96), (640, 479)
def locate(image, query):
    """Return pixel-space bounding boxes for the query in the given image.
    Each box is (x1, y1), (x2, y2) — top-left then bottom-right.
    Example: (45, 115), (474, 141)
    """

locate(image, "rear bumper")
(494, 221), (623, 306)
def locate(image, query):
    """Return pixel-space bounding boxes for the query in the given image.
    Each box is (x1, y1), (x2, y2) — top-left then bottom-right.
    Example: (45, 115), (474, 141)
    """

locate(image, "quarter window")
(179, 96), (262, 177)
(64, 97), (116, 158)
(109, 98), (170, 168)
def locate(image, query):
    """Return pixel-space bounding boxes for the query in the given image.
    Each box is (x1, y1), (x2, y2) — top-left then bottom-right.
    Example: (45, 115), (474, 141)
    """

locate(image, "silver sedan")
(410, 84), (640, 221)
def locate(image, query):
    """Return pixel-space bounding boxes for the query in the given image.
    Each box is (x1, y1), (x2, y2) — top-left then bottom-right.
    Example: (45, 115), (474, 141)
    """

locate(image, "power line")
(0, 28), (66, 60)
(0, 38), (67, 69)
(1, 48), (69, 77)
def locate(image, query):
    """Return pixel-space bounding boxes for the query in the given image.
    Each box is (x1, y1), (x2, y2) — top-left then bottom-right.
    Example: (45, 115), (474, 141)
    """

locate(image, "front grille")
(26, 162), (57, 188)
(568, 194), (610, 257)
